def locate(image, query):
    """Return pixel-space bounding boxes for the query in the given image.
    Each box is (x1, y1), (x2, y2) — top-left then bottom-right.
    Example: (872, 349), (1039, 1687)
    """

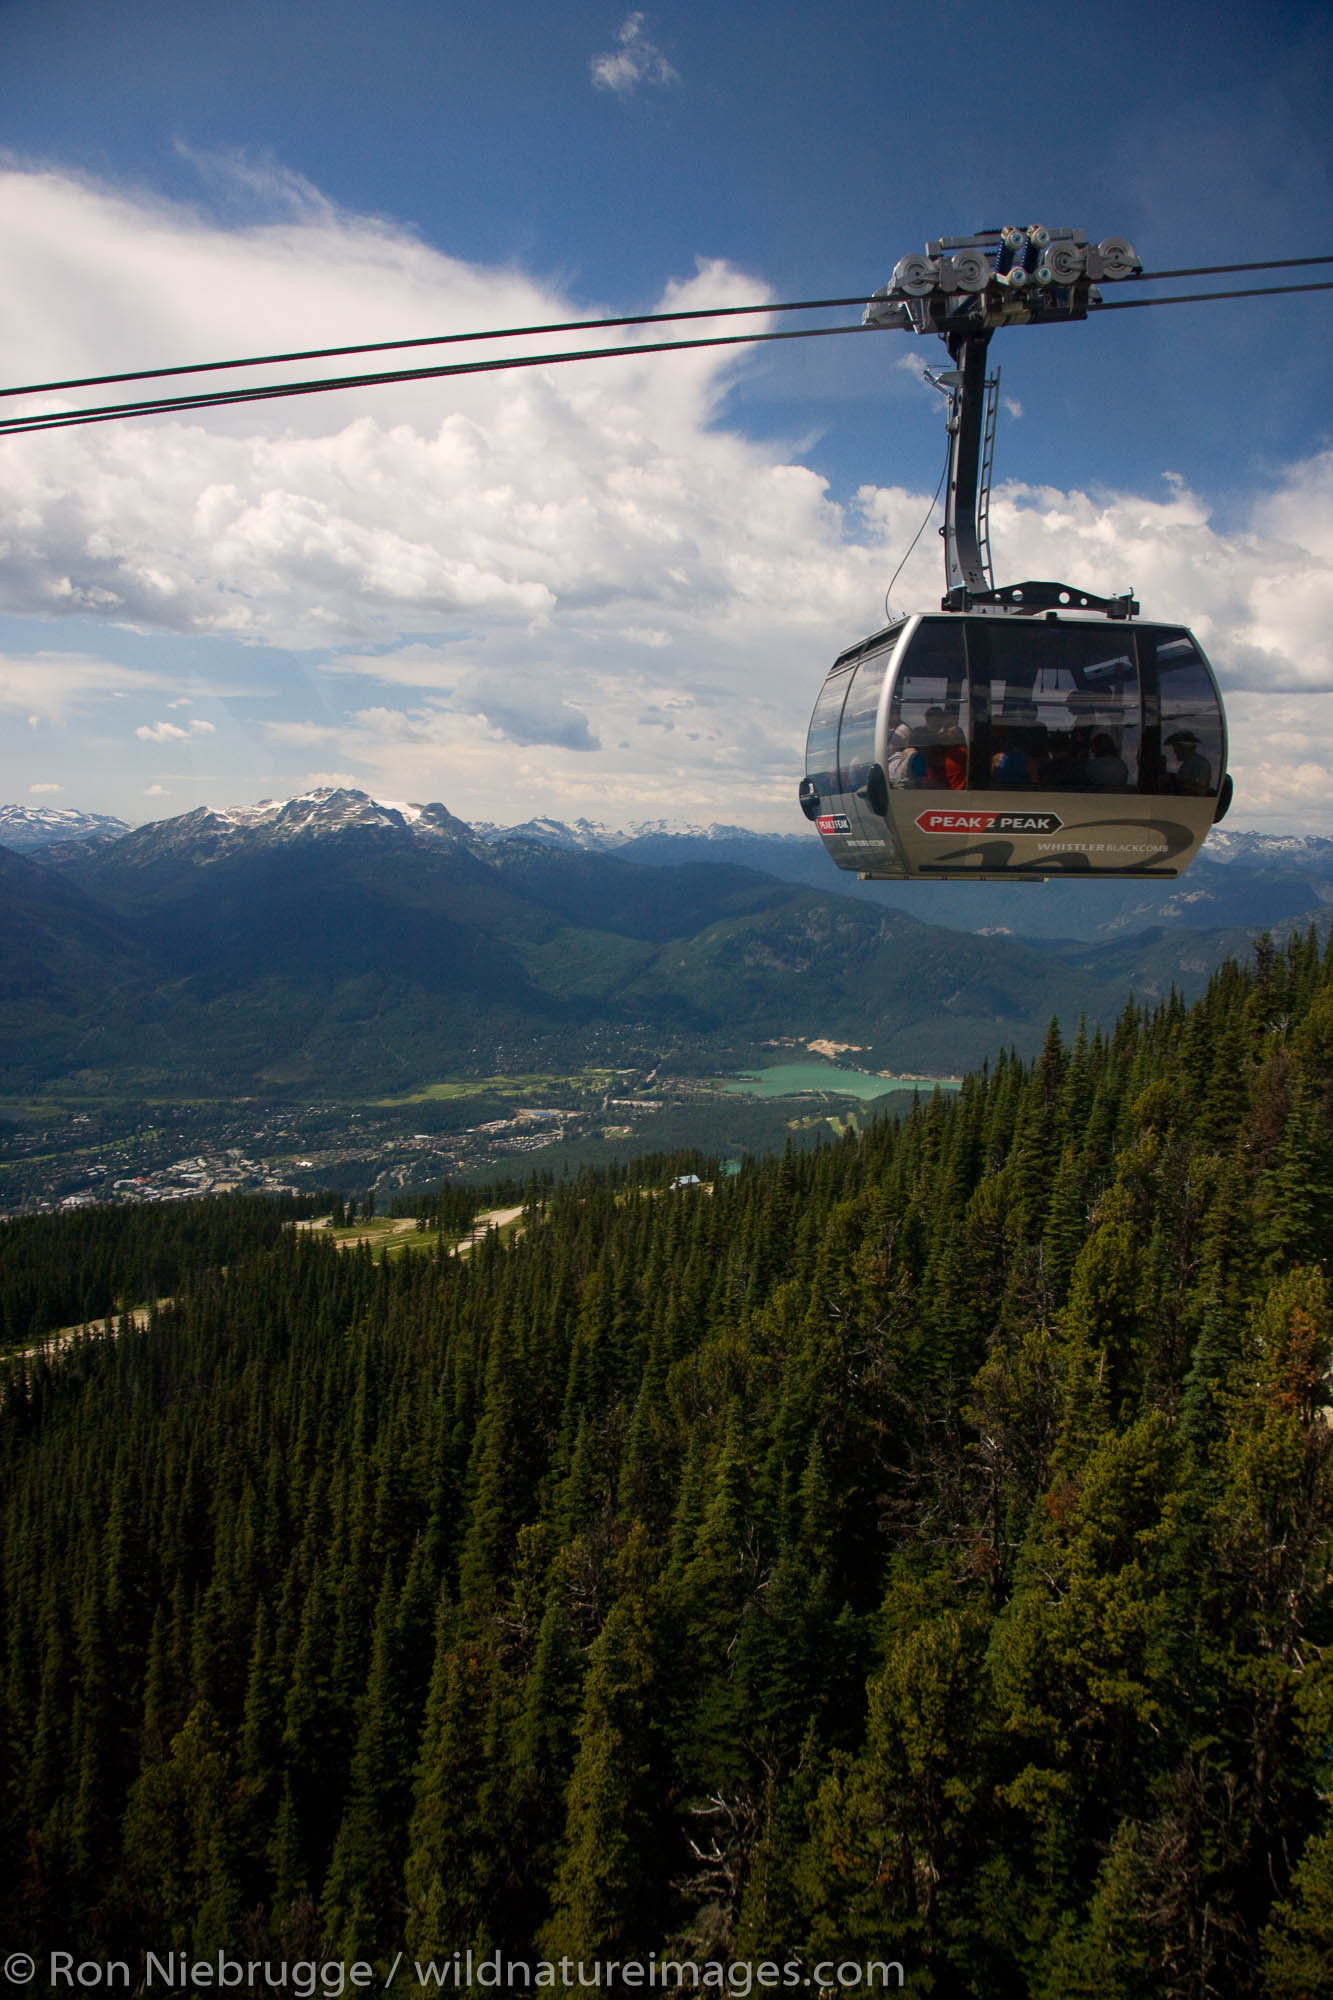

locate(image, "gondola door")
(836, 641), (906, 867)
(802, 627), (909, 874)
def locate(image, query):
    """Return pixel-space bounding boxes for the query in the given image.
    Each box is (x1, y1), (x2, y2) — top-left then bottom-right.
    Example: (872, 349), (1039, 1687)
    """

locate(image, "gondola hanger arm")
(864, 225), (1147, 609)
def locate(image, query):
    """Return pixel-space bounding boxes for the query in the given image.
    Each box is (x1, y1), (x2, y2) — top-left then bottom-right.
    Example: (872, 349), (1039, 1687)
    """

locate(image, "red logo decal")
(916, 810), (1063, 836)
(917, 811), (993, 833)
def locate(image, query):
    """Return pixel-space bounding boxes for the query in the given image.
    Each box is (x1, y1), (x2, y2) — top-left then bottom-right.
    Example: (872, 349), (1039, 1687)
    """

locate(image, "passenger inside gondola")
(921, 707), (968, 789)
(886, 722), (926, 787)
(1166, 729), (1211, 794)
(990, 697), (1047, 786)
(991, 740), (1036, 785)
(1087, 732), (1130, 787)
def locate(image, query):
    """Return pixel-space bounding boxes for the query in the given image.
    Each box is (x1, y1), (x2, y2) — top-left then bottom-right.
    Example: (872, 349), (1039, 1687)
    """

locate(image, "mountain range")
(0, 787), (1321, 1098)
(0, 803), (131, 851)
(7, 796), (1332, 943)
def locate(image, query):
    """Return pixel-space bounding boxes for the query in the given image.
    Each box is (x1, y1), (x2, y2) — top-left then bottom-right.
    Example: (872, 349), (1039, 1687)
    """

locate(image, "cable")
(0, 295), (872, 402)
(884, 441), (950, 621)
(1127, 254), (1333, 282)
(4, 251), (1330, 408)
(3, 276), (1330, 440)
(0, 323), (874, 437)
(8, 256), (1329, 405)
(1092, 279), (1333, 312)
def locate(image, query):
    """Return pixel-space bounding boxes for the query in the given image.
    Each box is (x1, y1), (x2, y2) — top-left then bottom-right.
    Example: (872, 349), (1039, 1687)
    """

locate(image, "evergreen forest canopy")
(1, 935), (1331, 1996)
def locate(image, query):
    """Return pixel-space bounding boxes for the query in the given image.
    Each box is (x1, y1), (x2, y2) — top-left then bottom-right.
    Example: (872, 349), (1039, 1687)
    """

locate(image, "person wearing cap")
(1165, 729), (1211, 795)
(886, 721), (927, 787)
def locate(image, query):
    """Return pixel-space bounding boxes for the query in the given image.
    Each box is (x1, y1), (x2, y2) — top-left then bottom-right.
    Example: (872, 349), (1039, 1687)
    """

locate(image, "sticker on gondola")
(817, 813), (852, 835)
(915, 810), (1063, 835)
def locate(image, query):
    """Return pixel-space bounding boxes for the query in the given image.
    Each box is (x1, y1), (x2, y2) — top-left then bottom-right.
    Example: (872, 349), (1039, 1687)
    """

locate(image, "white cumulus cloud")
(1, 161), (1332, 831)
(986, 462), (1333, 695)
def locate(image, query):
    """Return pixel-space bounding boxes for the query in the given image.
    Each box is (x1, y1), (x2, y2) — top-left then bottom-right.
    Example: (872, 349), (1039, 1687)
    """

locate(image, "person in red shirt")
(921, 708), (969, 790)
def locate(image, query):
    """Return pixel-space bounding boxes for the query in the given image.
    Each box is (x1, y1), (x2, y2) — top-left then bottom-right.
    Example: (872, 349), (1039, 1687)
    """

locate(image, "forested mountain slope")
(11, 791), (1322, 1095)
(2, 808), (1125, 1090)
(2, 935), (1331, 1994)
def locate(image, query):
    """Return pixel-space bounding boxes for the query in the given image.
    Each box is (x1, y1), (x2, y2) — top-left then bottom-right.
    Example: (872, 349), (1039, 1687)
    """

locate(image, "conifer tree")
(541, 1527), (667, 1964)
(404, 1608), (496, 1958)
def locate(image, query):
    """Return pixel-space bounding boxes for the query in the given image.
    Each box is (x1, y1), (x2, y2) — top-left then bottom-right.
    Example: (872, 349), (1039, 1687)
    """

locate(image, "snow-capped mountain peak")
(180, 788), (472, 848)
(1200, 828), (1333, 870)
(0, 804), (131, 852)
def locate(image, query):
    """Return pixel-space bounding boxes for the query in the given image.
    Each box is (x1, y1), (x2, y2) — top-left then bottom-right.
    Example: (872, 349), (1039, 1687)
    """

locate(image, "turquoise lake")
(724, 1062), (960, 1101)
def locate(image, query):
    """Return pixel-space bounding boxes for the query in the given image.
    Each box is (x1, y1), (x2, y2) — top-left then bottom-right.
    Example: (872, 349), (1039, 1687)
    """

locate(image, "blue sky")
(2, 0), (1331, 831)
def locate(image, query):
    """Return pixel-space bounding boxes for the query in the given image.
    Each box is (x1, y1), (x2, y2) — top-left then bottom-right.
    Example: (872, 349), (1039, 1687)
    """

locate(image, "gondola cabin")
(806, 225), (1236, 880)
(799, 605), (1230, 879)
